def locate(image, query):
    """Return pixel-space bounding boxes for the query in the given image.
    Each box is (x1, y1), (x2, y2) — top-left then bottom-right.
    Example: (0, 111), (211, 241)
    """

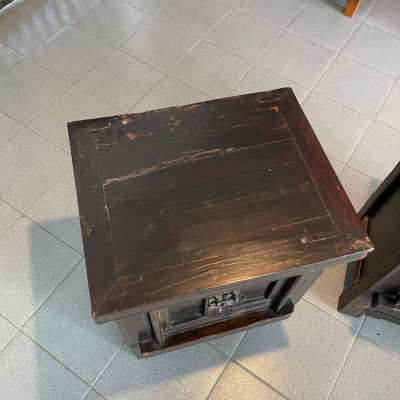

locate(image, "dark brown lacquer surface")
(68, 88), (373, 323)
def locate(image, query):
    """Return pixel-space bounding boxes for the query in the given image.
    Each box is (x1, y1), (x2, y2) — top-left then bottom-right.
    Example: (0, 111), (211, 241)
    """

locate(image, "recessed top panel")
(68, 88), (372, 322)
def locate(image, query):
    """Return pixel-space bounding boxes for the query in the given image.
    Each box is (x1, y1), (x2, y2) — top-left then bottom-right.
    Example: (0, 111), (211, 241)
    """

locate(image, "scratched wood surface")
(68, 88), (373, 322)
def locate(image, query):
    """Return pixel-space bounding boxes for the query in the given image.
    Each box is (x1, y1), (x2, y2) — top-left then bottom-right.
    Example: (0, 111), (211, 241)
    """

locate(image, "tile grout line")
(1, 8), (319, 156)
(0, 208), (119, 398)
(23, 212), (84, 257)
(0, 102), (73, 156)
(363, 17), (400, 39)
(231, 55), (400, 133)
(326, 329), (360, 400)
(206, 331), (292, 400)
(82, 342), (126, 400)
(284, 27), (400, 79)
(341, 73), (400, 169)
(205, 331), (248, 400)
(0, 178), (86, 258)
(3, 0), (399, 138)
(0, 3), (249, 294)
(338, 164), (383, 184)
(317, 4), (393, 386)
(29, 43), (122, 107)
(356, 321), (400, 362)
(129, 74), (212, 113)
(302, 297), (363, 333)
(0, 257), (83, 360)
(18, 330), (93, 388)
(0, 1), (397, 398)
(0, 313), (20, 353)
(299, 8), (366, 105)
(0, 257), (112, 393)
(19, 257), (83, 333)
(117, 1), (323, 103)
(204, 358), (230, 400)
(228, 0), (313, 96)
(127, 1), (238, 108)
(0, 206), (24, 237)
(298, 0), (399, 170)
(3, 0), (398, 116)
(233, 359), (291, 400)
(0, 0), (104, 73)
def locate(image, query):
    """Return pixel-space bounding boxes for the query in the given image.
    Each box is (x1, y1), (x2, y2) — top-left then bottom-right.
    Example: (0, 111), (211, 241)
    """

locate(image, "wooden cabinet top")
(68, 88), (372, 322)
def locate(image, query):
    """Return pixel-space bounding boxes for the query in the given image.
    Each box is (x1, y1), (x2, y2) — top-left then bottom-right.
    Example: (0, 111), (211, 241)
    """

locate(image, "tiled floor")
(0, 0), (400, 399)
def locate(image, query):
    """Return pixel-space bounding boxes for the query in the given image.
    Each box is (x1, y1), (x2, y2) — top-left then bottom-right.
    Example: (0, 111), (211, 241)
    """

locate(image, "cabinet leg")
(344, 0), (360, 17)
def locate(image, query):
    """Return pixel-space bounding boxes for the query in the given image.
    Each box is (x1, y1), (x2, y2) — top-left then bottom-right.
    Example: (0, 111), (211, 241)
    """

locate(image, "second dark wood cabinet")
(339, 162), (400, 324)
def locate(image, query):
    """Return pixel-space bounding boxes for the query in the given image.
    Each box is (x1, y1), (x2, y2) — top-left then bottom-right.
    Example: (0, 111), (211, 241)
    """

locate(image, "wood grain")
(68, 88), (372, 323)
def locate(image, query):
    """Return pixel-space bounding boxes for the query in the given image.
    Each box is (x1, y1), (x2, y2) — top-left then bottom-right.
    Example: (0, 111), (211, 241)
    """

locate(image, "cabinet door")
(150, 275), (311, 340)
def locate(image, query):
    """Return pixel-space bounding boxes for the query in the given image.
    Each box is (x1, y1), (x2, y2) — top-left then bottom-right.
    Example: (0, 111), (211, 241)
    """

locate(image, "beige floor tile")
(304, 264), (365, 330)
(366, 0), (400, 36)
(0, 59), (70, 124)
(377, 79), (400, 130)
(0, 333), (89, 400)
(209, 331), (246, 358)
(0, 111), (24, 147)
(0, 200), (21, 236)
(34, 0), (101, 26)
(259, 32), (335, 88)
(0, 217), (81, 327)
(120, 18), (197, 72)
(0, 44), (23, 78)
(120, 0), (172, 14)
(0, 129), (70, 211)
(132, 76), (210, 112)
(288, 0), (357, 50)
(302, 92), (370, 163)
(23, 261), (125, 384)
(339, 166), (381, 211)
(240, 0), (309, 27)
(95, 342), (228, 400)
(29, 87), (118, 152)
(26, 172), (84, 254)
(207, 10), (281, 61)
(230, 64), (308, 101)
(209, 362), (283, 400)
(171, 41), (251, 97)
(74, 0), (149, 46)
(343, 23), (400, 77)
(328, 157), (345, 175)
(330, 335), (400, 400)
(84, 390), (107, 400)
(234, 300), (357, 400)
(31, 26), (112, 83)
(315, 55), (394, 117)
(348, 121), (400, 181)
(0, 314), (16, 351)
(78, 50), (164, 112)
(0, 0), (67, 55)
(159, 0), (230, 37)
(360, 316), (400, 356)
(219, 0), (243, 6)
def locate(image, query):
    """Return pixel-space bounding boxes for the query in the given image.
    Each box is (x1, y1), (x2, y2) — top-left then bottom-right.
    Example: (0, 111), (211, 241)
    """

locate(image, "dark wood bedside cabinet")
(339, 162), (400, 324)
(68, 88), (372, 358)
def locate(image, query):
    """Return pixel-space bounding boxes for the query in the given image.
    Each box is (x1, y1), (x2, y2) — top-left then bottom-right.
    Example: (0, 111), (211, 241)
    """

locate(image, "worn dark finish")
(339, 162), (400, 323)
(69, 88), (372, 356)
